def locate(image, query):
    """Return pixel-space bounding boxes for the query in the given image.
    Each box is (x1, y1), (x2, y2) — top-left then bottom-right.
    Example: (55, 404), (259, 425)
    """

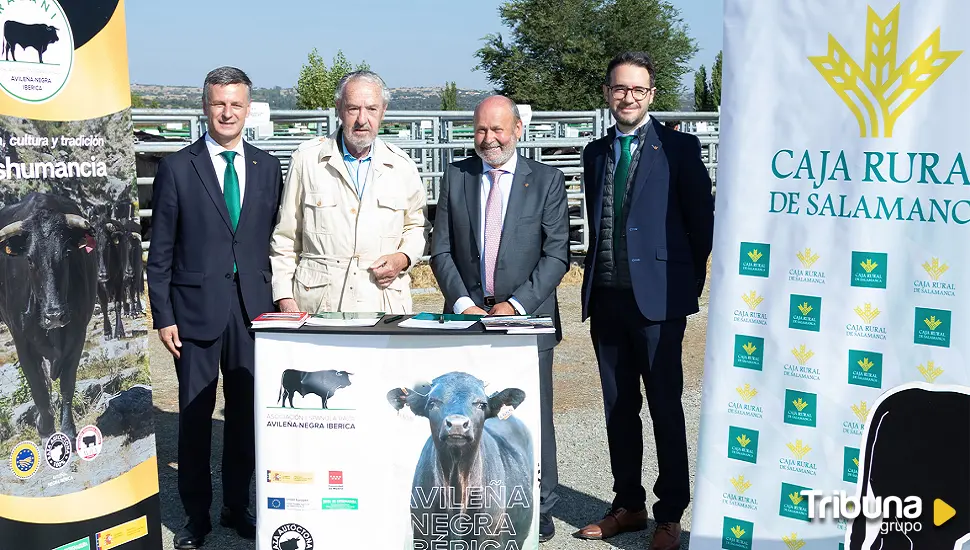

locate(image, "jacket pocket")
(171, 270), (204, 287)
(377, 192), (408, 253)
(303, 190), (337, 234)
(293, 263), (332, 313)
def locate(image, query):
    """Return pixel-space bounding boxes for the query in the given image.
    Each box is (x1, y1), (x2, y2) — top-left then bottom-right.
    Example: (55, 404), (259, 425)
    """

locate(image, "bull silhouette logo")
(0, 0), (74, 103)
(271, 523), (314, 550)
(845, 382), (970, 550)
(277, 369), (352, 409)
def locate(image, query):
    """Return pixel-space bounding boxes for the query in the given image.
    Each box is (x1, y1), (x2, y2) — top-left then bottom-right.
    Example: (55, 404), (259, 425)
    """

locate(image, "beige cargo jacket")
(270, 131), (430, 313)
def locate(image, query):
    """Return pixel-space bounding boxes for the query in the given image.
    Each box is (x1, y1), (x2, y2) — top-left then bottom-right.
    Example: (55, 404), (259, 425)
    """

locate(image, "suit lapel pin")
(252, 160), (257, 164)
(652, 145), (659, 150)
(524, 183), (529, 187)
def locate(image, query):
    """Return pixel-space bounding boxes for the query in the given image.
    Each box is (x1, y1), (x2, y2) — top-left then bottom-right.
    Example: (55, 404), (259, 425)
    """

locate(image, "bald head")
(474, 95), (521, 122)
(473, 95), (522, 167)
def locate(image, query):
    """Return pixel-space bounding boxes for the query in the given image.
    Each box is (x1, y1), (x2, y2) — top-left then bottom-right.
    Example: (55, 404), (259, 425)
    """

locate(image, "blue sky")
(125, 0), (722, 91)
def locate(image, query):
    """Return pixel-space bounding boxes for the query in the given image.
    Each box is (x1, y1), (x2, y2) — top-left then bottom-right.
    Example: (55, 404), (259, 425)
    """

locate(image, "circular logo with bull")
(44, 432), (71, 470)
(75, 425), (102, 461)
(271, 523), (314, 550)
(0, 0), (74, 103)
(10, 440), (38, 479)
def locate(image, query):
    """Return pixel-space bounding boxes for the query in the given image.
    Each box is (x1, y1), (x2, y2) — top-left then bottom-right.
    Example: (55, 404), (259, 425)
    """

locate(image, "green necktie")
(613, 135), (635, 251)
(220, 150), (240, 272)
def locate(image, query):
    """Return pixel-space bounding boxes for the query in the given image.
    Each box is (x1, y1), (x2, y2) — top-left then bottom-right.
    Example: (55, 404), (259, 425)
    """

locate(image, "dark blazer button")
(225, 273), (231, 279)
(233, 240), (239, 245)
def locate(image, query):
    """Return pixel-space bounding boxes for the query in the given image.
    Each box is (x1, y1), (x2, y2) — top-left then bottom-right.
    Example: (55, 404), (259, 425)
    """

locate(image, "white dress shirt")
(453, 154), (526, 315)
(204, 132), (247, 203)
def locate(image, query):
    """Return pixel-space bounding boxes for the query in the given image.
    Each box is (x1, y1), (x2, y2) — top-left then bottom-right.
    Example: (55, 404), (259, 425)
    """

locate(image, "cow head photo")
(385, 371), (535, 548)
(846, 382), (970, 550)
(386, 372), (526, 450)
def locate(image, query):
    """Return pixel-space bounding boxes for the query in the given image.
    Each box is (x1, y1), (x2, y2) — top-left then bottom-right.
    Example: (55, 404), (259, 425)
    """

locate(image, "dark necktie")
(613, 135), (635, 250)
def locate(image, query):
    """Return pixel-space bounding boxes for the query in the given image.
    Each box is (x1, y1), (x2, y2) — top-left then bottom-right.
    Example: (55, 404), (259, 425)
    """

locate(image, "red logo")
(328, 470), (343, 489)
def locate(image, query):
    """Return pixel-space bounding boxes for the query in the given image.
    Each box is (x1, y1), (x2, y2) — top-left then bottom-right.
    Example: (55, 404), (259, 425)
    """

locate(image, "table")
(253, 317), (543, 550)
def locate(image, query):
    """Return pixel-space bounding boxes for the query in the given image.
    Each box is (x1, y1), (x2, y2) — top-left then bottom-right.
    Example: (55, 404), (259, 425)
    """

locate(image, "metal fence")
(133, 108), (720, 257)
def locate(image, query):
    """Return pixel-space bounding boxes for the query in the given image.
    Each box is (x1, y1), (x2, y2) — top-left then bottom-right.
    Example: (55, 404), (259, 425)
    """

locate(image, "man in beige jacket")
(270, 70), (429, 313)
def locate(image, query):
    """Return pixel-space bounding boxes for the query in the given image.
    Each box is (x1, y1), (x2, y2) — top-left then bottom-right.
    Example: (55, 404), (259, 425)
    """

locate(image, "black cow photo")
(277, 368), (353, 409)
(387, 371), (536, 549)
(0, 111), (154, 498)
(846, 382), (970, 550)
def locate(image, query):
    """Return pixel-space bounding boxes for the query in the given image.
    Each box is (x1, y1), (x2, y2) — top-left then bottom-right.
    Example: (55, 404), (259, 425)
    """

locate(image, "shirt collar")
(340, 131), (375, 163)
(204, 132), (245, 157)
(614, 115), (654, 140)
(482, 152), (518, 176)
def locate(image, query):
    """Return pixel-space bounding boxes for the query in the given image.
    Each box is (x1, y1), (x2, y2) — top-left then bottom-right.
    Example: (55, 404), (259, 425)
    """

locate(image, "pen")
(439, 315), (445, 324)
(383, 314), (404, 324)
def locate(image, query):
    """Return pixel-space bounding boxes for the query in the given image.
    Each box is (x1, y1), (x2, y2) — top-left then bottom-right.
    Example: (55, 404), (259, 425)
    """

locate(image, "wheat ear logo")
(736, 433), (752, 447)
(731, 525), (747, 538)
(797, 248), (819, 268)
(853, 457), (860, 467)
(855, 303), (881, 324)
(852, 401), (871, 422)
(857, 357), (875, 372)
(859, 258), (879, 273)
(783, 533), (805, 550)
(791, 345), (814, 365)
(809, 3), (962, 137)
(918, 360), (944, 382)
(788, 491), (805, 506)
(787, 440), (812, 459)
(924, 315), (943, 330)
(742, 341), (758, 355)
(923, 258), (949, 280)
(732, 475), (752, 494)
(742, 291), (764, 310)
(748, 249), (763, 262)
(792, 397), (809, 412)
(736, 384), (758, 402)
(797, 302), (813, 315)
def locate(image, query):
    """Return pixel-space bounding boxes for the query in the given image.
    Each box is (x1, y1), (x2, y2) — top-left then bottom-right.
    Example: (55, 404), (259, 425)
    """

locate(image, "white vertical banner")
(253, 333), (542, 550)
(690, 1), (970, 549)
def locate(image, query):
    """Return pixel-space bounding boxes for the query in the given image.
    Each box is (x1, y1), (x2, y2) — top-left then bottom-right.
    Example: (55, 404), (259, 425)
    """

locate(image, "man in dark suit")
(147, 66), (283, 549)
(573, 52), (715, 550)
(430, 95), (570, 543)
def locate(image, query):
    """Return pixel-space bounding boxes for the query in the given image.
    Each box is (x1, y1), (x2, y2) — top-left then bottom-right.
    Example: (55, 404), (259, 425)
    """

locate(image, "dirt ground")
(147, 264), (712, 549)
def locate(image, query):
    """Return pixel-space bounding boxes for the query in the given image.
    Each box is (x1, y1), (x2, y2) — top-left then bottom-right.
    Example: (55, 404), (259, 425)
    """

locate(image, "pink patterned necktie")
(483, 169), (504, 296)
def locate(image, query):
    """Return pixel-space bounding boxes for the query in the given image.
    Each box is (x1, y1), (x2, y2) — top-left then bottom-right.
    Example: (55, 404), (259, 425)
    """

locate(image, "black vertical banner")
(0, 1), (162, 548)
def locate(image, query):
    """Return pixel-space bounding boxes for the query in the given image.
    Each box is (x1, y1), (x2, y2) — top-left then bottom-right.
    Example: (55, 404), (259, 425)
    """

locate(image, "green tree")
(710, 50), (722, 108)
(295, 48), (370, 110)
(693, 64), (709, 111)
(441, 81), (459, 110)
(474, 0), (698, 111)
(130, 92), (159, 108)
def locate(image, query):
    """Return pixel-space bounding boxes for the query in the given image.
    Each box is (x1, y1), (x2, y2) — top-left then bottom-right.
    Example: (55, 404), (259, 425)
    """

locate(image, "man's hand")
(488, 302), (517, 316)
(277, 298), (299, 313)
(462, 306), (488, 315)
(158, 325), (182, 359)
(369, 253), (409, 289)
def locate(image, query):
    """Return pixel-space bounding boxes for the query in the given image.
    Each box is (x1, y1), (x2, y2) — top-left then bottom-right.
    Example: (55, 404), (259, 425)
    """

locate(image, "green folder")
(411, 312), (485, 321)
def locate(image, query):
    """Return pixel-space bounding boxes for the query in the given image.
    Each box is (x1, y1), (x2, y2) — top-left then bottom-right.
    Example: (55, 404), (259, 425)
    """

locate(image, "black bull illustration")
(277, 369), (352, 409)
(387, 371), (534, 549)
(2, 20), (59, 64)
(846, 384), (969, 550)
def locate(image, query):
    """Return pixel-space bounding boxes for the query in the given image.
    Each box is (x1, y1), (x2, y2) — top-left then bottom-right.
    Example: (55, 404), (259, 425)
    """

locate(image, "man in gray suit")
(430, 95), (570, 543)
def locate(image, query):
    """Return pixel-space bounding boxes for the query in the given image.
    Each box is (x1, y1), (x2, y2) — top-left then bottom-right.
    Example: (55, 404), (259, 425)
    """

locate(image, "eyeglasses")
(608, 85), (653, 101)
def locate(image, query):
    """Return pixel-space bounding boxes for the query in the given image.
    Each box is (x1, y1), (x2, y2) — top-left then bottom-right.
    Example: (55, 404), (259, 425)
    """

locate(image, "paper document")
(397, 312), (482, 330)
(304, 312), (384, 327)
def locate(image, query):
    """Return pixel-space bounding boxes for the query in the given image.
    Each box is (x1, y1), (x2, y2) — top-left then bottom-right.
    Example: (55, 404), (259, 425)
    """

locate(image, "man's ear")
(487, 388), (526, 418)
(386, 386), (429, 417)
